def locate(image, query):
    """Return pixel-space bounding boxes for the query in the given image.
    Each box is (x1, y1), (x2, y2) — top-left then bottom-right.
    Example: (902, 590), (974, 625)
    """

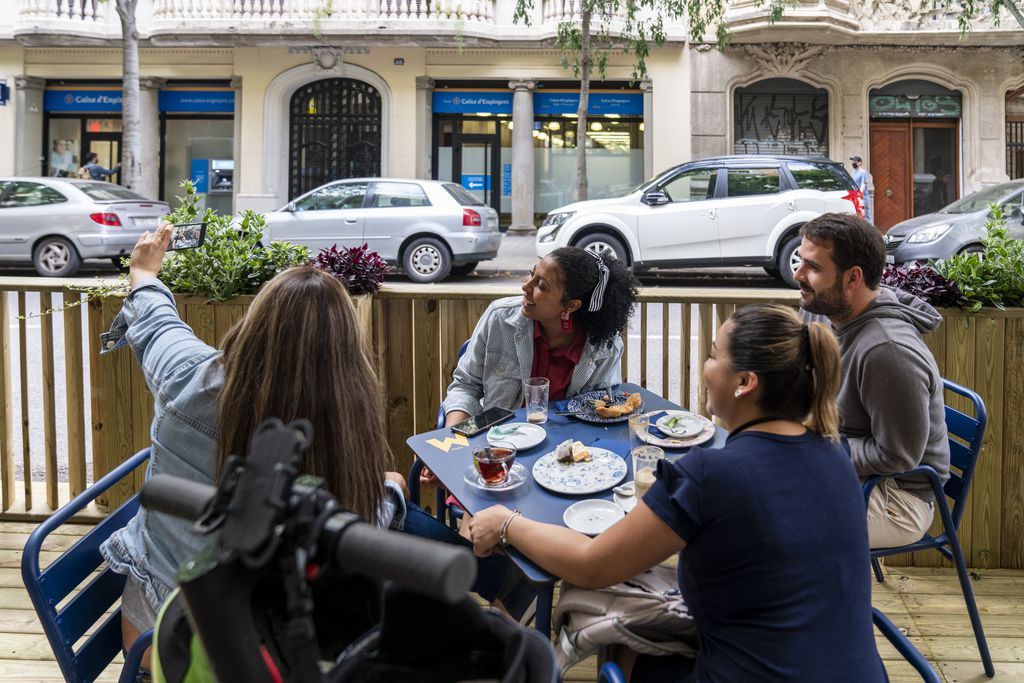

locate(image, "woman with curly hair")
(439, 246), (640, 428)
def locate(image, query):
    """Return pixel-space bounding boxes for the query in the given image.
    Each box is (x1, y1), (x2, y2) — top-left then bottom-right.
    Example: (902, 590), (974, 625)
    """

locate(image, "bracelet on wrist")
(499, 509), (522, 548)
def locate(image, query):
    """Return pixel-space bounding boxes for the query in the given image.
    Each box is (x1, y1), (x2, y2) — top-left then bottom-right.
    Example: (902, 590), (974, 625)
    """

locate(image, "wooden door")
(869, 121), (911, 230)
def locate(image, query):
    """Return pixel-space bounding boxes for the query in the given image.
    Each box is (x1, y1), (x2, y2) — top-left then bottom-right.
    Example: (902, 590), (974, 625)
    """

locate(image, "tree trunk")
(576, 7), (591, 202)
(115, 0), (142, 193)
(1004, 0), (1024, 30)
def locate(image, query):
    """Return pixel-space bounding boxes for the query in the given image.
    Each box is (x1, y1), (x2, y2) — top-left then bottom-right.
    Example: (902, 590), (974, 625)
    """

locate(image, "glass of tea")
(524, 377), (550, 424)
(473, 444), (517, 487)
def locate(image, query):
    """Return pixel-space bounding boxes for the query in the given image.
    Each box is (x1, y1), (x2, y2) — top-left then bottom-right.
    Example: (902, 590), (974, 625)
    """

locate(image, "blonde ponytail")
(804, 322), (841, 442)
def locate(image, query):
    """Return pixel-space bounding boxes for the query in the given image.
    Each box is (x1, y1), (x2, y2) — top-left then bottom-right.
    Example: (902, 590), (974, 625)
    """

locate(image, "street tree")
(99, 0), (141, 194)
(513, 0), (1022, 202)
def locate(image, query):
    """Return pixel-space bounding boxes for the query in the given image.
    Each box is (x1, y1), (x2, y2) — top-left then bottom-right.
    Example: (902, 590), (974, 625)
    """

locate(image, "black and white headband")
(587, 251), (610, 312)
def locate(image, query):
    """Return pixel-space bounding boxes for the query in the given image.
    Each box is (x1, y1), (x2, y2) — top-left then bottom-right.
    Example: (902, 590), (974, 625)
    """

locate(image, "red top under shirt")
(530, 322), (586, 401)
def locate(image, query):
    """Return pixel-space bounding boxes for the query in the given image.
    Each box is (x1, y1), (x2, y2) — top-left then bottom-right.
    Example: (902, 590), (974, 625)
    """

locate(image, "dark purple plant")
(881, 263), (968, 309)
(311, 243), (389, 296)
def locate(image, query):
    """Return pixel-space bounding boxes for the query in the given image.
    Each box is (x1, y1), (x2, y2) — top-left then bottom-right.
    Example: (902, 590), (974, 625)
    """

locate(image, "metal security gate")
(1008, 118), (1024, 180)
(288, 78), (382, 200)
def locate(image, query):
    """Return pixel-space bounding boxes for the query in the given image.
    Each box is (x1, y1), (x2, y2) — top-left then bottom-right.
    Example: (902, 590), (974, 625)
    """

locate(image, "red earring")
(561, 312), (572, 331)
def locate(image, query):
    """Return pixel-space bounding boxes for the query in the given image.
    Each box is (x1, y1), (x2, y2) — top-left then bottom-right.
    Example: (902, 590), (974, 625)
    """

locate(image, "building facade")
(2, 0), (1022, 231)
(1, 0), (688, 229)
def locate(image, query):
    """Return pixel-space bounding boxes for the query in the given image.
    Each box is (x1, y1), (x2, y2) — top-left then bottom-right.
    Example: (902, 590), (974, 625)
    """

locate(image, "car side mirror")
(286, 201), (297, 212)
(642, 190), (671, 206)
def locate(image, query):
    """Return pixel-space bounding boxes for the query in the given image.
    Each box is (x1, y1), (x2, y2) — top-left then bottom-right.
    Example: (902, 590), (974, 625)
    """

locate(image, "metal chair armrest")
(872, 608), (940, 682)
(862, 465), (945, 505)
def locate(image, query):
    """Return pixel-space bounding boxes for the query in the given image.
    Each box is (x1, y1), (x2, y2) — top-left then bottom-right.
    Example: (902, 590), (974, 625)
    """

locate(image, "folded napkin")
(645, 411), (669, 437)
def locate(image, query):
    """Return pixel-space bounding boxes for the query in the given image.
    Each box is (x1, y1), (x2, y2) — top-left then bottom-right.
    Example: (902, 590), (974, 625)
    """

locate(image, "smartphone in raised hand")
(168, 222), (207, 251)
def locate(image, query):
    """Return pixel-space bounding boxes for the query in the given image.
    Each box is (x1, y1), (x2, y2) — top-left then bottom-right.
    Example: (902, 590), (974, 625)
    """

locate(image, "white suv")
(536, 156), (864, 287)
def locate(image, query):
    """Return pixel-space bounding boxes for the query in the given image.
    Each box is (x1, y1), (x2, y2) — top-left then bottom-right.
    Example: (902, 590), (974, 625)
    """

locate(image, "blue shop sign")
(433, 91), (513, 115)
(461, 174), (491, 191)
(159, 90), (235, 113)
(191, 158), (210, 193)
(534, 92), (642, 116)
(45, 90), (122, 112)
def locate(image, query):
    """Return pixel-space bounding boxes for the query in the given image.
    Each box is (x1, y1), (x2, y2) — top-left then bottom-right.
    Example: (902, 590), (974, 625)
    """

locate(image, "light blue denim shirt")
(99, 278), (405, 612)
(442, 296), (623, 417)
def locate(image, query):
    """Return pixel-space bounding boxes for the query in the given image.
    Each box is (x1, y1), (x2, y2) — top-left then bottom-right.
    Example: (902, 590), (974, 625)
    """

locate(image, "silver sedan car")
(0, 177), (169, 276)
(885, 180), (1024, 264)
(263, 178), (502, 283)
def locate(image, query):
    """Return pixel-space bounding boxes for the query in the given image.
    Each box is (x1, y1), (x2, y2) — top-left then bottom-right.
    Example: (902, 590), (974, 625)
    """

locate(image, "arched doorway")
(733, 78), (829, 157)
(869, 79), (961, 229)
(288, 78), (382, 199)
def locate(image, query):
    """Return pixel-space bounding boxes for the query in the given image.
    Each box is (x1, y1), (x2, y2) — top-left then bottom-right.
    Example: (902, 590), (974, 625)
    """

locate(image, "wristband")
(499, 509), (522, 549)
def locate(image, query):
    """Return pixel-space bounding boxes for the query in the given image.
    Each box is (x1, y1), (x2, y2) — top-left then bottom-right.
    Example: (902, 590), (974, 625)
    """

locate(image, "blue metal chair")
(863, 378), (993, 678)
(409, 339), (471, 529)
(22, 448), (154, 683)
(597, 607), (940, 682)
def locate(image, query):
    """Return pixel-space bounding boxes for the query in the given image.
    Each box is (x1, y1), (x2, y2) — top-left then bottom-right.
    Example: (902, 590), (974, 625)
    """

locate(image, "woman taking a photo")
(469, 304), (885, 682)
(101, 223), (503, 663)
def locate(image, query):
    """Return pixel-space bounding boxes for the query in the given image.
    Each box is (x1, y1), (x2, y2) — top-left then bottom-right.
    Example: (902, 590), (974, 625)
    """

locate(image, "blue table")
(407, 383), (728, 636)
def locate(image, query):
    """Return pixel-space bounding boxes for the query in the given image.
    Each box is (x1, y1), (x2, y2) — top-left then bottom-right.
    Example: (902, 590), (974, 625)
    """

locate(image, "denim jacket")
(442, 296), (623, 417)
(99, 279), (406, 612)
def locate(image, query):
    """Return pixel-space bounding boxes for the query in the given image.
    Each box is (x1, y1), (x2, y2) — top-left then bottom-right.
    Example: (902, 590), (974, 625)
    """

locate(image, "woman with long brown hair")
(100, 223), (399, 659)
(469, 304), (885, 682)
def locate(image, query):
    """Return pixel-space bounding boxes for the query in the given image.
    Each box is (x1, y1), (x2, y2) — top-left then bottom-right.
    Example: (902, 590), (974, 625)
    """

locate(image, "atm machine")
(189, 137), (234, 215)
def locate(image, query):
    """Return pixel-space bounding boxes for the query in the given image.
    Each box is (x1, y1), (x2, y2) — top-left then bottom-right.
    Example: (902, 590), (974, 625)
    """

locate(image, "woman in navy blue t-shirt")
(469, 304), (886, 682)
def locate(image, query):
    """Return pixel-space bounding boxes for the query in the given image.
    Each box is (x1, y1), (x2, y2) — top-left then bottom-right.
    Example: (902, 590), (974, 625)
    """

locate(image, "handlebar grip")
(140, 474), (216, 522)
(334, 522), (477, 604)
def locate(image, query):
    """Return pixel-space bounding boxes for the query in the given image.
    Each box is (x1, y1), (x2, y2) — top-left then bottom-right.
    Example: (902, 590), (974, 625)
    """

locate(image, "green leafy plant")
(156, 181), (309, 301)
(935, 205), (1024, 312)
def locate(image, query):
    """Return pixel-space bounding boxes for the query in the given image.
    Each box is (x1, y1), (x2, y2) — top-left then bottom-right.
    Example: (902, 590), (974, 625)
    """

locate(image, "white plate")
(486, 422), (546, 450)
(655, 411), (706, 438)
(563, 499), (625, 535)
(463, 462), (528, 492)
(532, 447), (628, 495)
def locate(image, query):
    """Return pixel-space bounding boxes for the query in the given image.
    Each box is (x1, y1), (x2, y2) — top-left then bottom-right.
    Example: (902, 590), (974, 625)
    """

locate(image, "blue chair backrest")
(941, 379), (987, 530)
(21, 448), (151, 683)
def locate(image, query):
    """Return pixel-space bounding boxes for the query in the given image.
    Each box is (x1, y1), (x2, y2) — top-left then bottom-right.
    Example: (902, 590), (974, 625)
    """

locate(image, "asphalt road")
(1, 253), (791, 485)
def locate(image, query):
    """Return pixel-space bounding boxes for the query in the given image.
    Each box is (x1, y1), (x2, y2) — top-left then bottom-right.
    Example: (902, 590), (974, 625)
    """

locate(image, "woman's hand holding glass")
(129, 221), (172, 289)
(468, 504), (513, 557)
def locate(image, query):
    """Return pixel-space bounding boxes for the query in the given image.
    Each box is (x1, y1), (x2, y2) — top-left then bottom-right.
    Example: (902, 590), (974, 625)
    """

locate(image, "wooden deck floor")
(4, 521), (1023, 682)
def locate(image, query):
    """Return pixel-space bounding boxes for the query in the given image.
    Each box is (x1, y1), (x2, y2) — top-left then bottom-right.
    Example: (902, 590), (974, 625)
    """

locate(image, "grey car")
(263, 178), (502, 283)
(0, 177), (169, 277)
(885, 180), (1024, 264)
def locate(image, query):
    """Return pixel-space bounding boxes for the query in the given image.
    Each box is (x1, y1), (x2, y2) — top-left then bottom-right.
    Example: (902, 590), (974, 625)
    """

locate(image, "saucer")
(563, 499), (625, 535)
(487, 422), (546, 450)
(463, 462), (528, 491)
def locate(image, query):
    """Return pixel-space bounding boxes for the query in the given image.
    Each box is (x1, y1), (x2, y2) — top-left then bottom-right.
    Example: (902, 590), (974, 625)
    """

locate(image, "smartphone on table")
(168, 222), (207, 250)
(451, 407), (516, 437)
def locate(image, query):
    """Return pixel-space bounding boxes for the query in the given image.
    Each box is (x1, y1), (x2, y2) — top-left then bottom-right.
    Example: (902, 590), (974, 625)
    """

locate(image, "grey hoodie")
(835, 286), (950, 500)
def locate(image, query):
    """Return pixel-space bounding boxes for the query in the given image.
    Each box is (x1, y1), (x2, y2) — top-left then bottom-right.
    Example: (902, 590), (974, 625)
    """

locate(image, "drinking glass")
(524, 377), (550, 424)
(628, 414), (650, 456)
(473, 443), (517, 487)
(632, 445), (665, 500)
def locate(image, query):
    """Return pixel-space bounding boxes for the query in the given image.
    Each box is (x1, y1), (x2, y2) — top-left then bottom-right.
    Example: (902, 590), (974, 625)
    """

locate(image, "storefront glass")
(162, 118), (234, 214)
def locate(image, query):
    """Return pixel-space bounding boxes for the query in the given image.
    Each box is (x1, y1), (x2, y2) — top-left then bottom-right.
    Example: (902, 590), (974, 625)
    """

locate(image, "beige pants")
(866, 478), (934, 549)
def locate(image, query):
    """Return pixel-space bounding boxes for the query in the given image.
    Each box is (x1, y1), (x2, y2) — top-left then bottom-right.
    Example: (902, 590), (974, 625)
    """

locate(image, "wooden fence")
(0, 278), (1021, 568)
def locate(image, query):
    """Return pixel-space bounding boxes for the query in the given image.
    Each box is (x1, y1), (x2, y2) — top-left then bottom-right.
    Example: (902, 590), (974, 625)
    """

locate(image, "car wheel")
(33, 237), (82, 277)
(403, 237), (452, 283)
(958, 244), (985, 256)
(575, 232), (629, 264)
(450, 262), (479, 277)
(776, 235), (803, 289)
